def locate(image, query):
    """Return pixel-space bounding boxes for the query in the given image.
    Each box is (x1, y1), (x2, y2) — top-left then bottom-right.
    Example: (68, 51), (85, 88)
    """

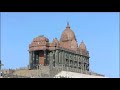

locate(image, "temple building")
(28, 22), (90, 72)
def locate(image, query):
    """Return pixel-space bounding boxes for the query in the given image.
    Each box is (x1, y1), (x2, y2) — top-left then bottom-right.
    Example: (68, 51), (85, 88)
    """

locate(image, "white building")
(54, 71), (107, 78)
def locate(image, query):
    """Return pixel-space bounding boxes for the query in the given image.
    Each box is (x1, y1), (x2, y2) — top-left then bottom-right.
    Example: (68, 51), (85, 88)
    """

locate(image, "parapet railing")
(50, 66), (104, 77)
(2, 74), (30, 78)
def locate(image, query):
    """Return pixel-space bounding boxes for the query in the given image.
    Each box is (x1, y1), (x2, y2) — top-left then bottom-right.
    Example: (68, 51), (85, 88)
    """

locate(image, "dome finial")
(66, 21), (70, 28)
(82, 40), (84, 43)
(67, 21), (69, 25)
(79, 40), (87, 51)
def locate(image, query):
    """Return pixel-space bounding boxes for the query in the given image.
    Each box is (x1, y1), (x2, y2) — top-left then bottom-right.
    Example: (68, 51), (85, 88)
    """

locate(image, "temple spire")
(67, 22), (69, 26)
(66, 21), (70, 28)
(82, 40), (84, 43)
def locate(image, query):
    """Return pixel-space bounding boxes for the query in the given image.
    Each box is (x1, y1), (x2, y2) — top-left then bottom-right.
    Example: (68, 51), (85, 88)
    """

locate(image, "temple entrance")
(32, 51), (40, 69)
(39, 51), (44, 65)
(31, 50), (45, 69)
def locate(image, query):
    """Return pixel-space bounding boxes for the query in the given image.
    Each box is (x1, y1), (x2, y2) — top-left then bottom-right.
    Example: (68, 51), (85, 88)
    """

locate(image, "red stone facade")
(29, 23), (88, 55)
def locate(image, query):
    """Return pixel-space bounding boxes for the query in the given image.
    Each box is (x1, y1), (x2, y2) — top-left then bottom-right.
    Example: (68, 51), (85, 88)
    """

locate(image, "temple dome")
(52, 38), (59, 46)
(71, 39), (78, 50)
(60, 22), (76, 42)
(79, 40), (87, 51)
(33, 35), (49, 42)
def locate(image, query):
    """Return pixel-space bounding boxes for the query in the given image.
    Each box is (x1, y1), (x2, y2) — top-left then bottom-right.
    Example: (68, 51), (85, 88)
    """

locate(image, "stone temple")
(29, 22), (89, 70)
(27, 22), (104, 78)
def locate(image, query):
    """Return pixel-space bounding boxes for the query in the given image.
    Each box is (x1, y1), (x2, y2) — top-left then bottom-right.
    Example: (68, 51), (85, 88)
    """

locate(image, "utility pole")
(0, 60), (1, 70)
(0, 60), (4, 70)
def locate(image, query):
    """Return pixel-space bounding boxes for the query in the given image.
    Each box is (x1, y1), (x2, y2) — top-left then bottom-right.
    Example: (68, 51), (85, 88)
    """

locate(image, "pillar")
(61, 51), (63, 66)
(77, 56), (79, 69)
(49, 52), (53, 69)
(32, 51), (35, 68)
(59, 51), (61, 65)
(82, 63), (85, 71)
(84, 63), (86, 71)
(29, 51), (32, 69)
(36, 54), (39, 65)
(44, 50), (46, 65)
(81, 57), (83, 70)
(78, 56), (81, 70)
(47, 53), (49, 65)
(87, 58), (89, 71)
(68, 54), (70, 67)
(86, 63), (89, 71)
(62, 51), (65, 67)
(57, 51), (59, 65)
(76, 55), (78, 69)
(31, 51), (34, 69)
(55, 50), (58, 66)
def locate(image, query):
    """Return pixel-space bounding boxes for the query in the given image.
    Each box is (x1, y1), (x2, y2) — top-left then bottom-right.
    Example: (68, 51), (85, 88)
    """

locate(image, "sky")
(1, 12), (119, 78)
